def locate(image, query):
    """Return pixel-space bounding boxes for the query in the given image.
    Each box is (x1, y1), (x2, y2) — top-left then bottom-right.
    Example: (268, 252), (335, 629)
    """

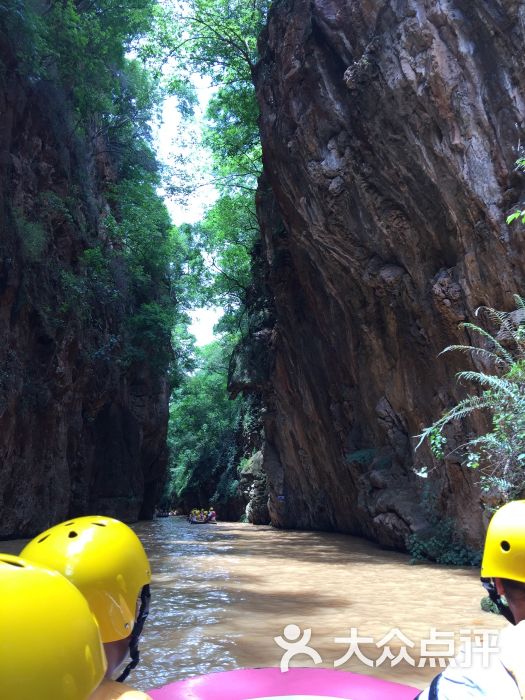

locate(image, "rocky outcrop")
(0, 40), (169, 536)
(248, 0), (525, 548)
(239, 451), (270, 524)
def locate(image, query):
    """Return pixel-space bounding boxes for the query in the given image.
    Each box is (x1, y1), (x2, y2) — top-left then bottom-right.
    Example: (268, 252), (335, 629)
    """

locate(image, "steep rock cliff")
(0, 40), (169, 537)
(248, 0), (525, 547)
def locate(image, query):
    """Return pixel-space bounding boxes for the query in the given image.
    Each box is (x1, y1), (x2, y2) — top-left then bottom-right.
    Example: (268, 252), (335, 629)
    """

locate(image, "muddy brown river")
(2, 517), (506, 692)
(131, 518), (504, 692)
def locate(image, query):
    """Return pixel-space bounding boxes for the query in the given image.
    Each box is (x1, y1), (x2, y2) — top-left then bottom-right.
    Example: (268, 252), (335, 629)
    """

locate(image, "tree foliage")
(180, 191), (258, 336)
(5, 0), (190, 378)
(143, 0), (268, 189)
(3, 0), (160, 123)
(165, 340), (242, 507)
(149, 0), (272, 511)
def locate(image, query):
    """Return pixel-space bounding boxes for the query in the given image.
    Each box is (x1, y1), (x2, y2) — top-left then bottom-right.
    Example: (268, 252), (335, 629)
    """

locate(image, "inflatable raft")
(148, 667), (418, 699)
(189, 517), (217, 524)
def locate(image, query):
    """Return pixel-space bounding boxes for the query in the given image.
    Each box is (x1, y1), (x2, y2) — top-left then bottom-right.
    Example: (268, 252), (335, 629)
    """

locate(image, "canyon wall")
(239, 0), (525, 547)
(0, 39), (169, 537)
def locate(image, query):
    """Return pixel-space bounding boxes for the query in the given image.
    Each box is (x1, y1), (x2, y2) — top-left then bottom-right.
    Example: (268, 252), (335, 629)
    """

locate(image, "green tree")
(144, 0), (268, 188)
(166, 340), (242, 508)
(182, 191), (258, 336)
(7, 0), (159, 124)
(127, 0), (271, 510)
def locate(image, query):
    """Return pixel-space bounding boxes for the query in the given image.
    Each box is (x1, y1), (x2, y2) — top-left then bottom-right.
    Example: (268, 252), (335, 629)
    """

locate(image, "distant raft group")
(189, 507), (217, 524)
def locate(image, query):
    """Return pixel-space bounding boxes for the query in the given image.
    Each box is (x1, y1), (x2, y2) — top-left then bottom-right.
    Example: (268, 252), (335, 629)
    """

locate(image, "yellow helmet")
(481, 500), (525, 582)
(21, 515), (151, 643)
(0, 554), (106, 700)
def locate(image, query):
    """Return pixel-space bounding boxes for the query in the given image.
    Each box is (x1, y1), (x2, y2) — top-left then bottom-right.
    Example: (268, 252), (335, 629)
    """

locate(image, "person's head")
(0, 554), (106, 700)
(21, 515), (151, 682)
(481, 500), (525, 624)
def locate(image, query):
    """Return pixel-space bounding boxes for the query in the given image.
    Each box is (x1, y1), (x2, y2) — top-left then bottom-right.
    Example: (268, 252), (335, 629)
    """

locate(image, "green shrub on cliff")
(417, 297), (525, 504)
(506, 155), (525, 225)
(125, 302), (175, 373)
(407, 515), (481, 566)
(406, 483), (481, 566)
(4, 1), (190, 382)
(13, 210), (47, 262)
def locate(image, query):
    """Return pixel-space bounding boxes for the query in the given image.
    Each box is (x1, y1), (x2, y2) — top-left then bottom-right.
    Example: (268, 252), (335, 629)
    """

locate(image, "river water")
(2, 517), (505, 692)
(129, 518), (504, 692)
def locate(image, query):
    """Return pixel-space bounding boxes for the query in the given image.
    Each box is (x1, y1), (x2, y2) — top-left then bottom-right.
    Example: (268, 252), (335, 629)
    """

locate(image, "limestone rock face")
(251, 0), (525, 547)
(240, 451), (270, 524)
(0, 42), (169, 536)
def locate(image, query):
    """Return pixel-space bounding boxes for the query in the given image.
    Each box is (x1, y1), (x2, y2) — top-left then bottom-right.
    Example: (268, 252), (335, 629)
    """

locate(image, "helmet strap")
(481, 577), (516, 624)
(116, 584), (151, 683)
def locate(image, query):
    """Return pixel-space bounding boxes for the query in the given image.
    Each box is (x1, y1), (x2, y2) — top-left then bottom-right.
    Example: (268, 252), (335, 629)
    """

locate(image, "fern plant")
(506, 155), (525, 225)
(416, 296), (525, 503)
